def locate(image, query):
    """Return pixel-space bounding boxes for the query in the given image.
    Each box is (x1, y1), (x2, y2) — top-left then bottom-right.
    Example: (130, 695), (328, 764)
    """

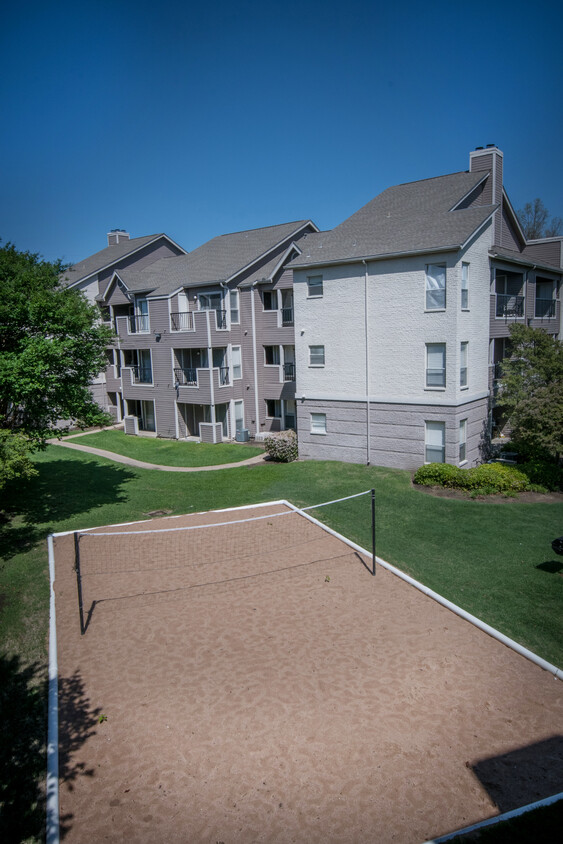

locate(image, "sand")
(52, 505), (563, 843)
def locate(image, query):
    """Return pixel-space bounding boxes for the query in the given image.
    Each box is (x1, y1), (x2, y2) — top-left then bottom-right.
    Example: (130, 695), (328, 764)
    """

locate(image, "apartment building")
(62, 221), (317, 441)
(290, 146), (562, 469)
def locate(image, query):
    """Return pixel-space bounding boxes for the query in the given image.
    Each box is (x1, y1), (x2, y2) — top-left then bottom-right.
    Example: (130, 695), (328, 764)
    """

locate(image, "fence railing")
(282, 307), (294, 326)
(283, 362), (296, 381)
(496, 294), (524, 318)
(130, 365), (152, 384)
(129, 314), (150, 333)
(170, 311), (194, 331)
(535, 298), (556, 318)
(174, 367), (197, 386)
(217, 366), (230, 386)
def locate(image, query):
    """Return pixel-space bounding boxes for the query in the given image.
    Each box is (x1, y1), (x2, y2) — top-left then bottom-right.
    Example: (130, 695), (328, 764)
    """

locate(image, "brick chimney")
(469, 145), (503, 245)
(107, 229), (130, 246)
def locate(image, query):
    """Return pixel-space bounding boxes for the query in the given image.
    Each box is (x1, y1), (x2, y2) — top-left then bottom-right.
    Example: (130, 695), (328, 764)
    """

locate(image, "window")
(266, 399), (282, 418)
(309, 345), (325, 366)
(232, 346), (242, 379)
(426, 343), (446, 388)
(535, 279), (555, 318)
(263, 290), (277, 310)
(461, 263), (469, 309)
(307, 275), (323, 297)
(230, 290), (239, 324)
(425, 421), (445, 463)
(264, 345), (280, 365)
(426, 264), (446, 309)
(460, 342), (468, 388)
(459, 419), (467, 463)
(311, 412), (327, 434)
(199, 292), (226, 329)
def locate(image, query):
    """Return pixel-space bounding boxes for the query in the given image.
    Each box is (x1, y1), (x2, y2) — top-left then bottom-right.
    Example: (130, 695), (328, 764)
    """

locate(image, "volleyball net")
(70, 490), (376, 633)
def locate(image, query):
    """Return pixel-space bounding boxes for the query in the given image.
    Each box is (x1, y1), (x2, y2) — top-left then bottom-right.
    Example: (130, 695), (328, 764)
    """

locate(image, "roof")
(111, 220), (315, 298)
(489, 245), (563, 274)
(290, 171), (497, 268)
(60, 234), (185, 287)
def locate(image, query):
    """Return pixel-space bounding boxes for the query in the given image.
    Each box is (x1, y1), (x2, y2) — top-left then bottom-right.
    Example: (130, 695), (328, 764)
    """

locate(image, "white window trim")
(459, 418), (467, 465)
(425, 420), (446, 464)
(307, 275), (323, 298)
(425, 343), (446, 390)
(310, 412), (327, 435)
(425, 264), (447, 311)
(264, 345), (281, 366)
(460, 342), (468, 390)
(265, 399), (282, 419)
(231, 345), (242, 380)
(309, 344), (325, 367)
(461, 262), (469, 311)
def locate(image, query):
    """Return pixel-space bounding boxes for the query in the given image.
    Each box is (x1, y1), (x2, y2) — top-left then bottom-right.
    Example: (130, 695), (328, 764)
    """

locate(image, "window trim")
(307, 274), (323, 298)
(264, 345), (281, 366)
(310, 412), (327, 435)
(230, 289), (240, 324)
(425, 420), (446, 464)
(265, 398), (282, 419)
(461, 262), (469, 310)
(262, 290), (278, 311)
(425, 343), (446, 389)
(425, 264), (447, 311)
(231, 345), (242, 380)
(308, 344), (325, 367)
(459, 418), (467, 465)
(460, 341), (468, 389)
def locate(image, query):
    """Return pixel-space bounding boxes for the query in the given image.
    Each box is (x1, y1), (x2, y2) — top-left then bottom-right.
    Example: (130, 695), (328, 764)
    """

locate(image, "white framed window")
(426, 343), (446, 388)
(461, 263), (469, 310)
(425, 421), (445, 463)
(426, 264), (446, 310)
(230, 290), (239, 324)
(460, 342), (468, 388)
(266, 399), (282, 418)
(263, 290), (277, 311)
(309, 345), (325, 366)
(232, 346), (242, 379)
(234, 400), (244, 433)
(307, 275), (323, 297)
(264, 345), (280, 365)
(459, 419), (467, 464)
(311, 412), (327, 434)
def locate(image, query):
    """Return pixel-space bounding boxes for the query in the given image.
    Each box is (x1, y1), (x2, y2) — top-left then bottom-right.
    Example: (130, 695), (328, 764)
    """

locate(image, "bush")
(264, 429), (298, 463)
(413, 461), (530, 495)
(517, 460), (563, 492)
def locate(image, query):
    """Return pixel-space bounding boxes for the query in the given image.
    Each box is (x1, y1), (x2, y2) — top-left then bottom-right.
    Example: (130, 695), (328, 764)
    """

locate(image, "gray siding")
(297, 397), (488, 470)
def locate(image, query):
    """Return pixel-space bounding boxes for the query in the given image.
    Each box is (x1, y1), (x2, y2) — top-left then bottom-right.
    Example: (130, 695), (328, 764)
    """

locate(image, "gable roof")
(113, 220), (317, 298)
(61, 234), (187, 287)
(290, 171), (497, 269)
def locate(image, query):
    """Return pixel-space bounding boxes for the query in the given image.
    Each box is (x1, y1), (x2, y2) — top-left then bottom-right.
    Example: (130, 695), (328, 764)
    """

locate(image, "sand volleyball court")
(51, 501), (563, 843)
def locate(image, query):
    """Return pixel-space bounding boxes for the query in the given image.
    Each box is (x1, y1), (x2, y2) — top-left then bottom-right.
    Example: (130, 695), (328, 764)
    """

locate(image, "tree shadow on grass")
(0, 458), (135, 559)
(0, 654), (46, 843)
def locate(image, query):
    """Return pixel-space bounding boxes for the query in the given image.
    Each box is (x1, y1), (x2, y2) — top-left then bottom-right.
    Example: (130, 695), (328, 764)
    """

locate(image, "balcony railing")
(217, 366), (230, 386)
(171, 311), (194, 331)
(496, 294), (524, 318)
(214, 310), (227, 330)
(130, 365), (152, 384)
(129, 314), (150, 333)
(283, 362), (296, 382)
(282, 307), (294, 326)
(535, 298), (556, 318)
(174, 367), (197, 386)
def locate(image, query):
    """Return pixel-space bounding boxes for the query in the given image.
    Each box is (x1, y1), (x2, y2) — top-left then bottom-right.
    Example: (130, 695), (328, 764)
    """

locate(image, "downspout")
(362, 260), (371, 465)
(205, 310), (217, 437)
(250, 281), (261, 436)
(220, 282), (232, 436)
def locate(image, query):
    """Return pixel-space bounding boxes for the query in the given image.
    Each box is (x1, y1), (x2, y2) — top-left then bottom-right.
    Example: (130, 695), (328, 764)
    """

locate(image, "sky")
(1, 0), (562, 265)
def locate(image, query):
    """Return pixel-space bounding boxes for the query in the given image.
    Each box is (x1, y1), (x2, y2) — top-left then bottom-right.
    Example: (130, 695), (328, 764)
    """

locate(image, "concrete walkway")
(47, 433), (268, 472)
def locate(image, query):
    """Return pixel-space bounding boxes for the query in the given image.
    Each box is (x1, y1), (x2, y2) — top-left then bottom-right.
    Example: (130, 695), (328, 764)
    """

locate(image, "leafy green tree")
(499, 324), (563, 460)
(517, 198), (562, 240)
(0, 242), (113, 486)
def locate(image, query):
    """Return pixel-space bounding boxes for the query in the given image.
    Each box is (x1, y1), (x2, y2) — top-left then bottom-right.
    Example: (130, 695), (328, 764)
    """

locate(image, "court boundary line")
(46, 497), (563, 844)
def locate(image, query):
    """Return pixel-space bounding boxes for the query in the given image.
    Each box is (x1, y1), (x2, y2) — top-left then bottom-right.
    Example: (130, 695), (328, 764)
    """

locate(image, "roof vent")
(486, 143), (496, 148)
(475, 146), (484, 150)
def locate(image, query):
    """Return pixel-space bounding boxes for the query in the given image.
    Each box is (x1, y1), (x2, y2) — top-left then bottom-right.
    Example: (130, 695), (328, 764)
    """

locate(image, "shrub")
(414, 461), (530, 494)
(413, 463), (463, 488)
(264, 429), (298, 463)
(517, 460), (563, 492)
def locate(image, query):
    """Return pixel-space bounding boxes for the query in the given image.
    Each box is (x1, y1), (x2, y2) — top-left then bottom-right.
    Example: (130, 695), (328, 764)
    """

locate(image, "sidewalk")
(47, 432), (268, 472)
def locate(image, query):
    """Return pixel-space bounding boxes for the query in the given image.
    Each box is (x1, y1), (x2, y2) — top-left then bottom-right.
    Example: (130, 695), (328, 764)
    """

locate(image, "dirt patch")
(412, 482), (563, 504)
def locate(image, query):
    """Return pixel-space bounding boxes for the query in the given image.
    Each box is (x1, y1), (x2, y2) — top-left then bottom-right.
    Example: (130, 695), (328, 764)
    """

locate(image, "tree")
(499, 324), (563, 460)
(0, 242), (113, 486)
(517, 198), (563, 240)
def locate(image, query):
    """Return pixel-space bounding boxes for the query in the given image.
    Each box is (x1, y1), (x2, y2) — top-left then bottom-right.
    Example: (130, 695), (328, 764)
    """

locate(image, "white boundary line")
(46, 494), (562, 844)
(422, 791), (563, 842)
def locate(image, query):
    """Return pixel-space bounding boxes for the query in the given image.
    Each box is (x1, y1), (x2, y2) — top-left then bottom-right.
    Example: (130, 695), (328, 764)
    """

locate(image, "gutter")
(362, 260), (371, 465)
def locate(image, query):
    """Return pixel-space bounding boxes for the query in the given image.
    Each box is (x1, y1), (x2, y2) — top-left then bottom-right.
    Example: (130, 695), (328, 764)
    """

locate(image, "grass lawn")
(64, 429), (264, 466)
(1, 445), (562, 842)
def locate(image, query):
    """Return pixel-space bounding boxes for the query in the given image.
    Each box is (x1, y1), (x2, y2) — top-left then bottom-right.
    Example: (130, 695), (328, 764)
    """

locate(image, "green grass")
(1, 446), (562, 842)
(63, 428), (264, 466)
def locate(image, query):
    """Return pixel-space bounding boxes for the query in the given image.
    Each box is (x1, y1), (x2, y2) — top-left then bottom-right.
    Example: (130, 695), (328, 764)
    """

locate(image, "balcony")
(283, 362), (296, 382)
(496, 294), (524, 318)
(129, 314), (150, 334)
(214, 310), (227, 330)
(171, 311), (194, 331)
(130, 365), (152, 384)
(217, 366), (230, 386)
(535, 298), (556, 318)
(174, 366), (197, 387)
(282, 307), (294, 326)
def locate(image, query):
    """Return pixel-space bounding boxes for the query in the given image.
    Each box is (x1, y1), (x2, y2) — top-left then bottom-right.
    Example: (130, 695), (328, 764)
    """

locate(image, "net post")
(371, 488), (376, 576)
(73, 532), (85, 635)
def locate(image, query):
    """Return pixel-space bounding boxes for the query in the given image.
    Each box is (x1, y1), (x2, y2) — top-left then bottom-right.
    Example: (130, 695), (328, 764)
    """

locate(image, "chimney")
(469, 145), (503, 245)
(107, 229), (130, 246)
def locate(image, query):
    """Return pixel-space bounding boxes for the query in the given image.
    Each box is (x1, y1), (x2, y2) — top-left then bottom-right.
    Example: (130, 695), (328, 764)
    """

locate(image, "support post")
(73, 532), (85, 635)
(371, 488), (376, 576)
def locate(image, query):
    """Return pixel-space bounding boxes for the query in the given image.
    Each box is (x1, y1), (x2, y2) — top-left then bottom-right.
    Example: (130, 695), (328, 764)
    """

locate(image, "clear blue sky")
(1, 0), (562, 265)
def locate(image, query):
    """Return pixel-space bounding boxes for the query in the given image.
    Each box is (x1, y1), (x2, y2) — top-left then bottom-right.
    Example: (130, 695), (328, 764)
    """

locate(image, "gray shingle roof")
(117, 220), (313, 297)
(290, 171), (496, 268)
(60, 234), (177, 287)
